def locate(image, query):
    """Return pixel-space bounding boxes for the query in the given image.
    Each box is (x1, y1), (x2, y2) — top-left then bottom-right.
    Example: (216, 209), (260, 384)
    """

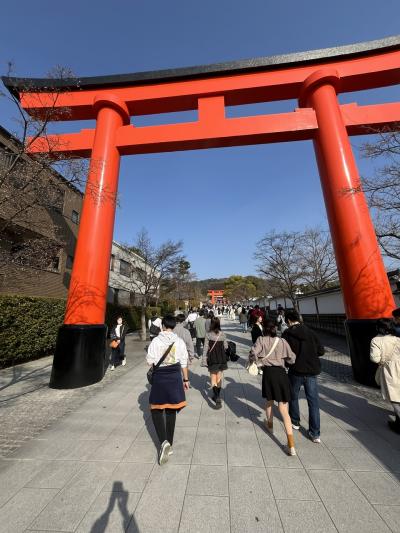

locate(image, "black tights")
(151, 409), (177, 445)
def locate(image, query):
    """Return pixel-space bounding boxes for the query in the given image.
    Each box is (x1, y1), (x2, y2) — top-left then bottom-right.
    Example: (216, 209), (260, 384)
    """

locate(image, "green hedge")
(0, 295), (65, 368)
(0, 295), (164, 368)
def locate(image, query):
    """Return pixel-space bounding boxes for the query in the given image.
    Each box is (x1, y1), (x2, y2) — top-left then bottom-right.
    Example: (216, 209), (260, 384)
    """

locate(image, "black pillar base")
(345, 319), (379, 388)
(49, 324), (107, 389)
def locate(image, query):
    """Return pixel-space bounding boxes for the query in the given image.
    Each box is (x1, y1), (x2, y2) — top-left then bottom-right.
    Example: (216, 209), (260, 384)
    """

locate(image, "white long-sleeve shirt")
(146, 331), (188, 368)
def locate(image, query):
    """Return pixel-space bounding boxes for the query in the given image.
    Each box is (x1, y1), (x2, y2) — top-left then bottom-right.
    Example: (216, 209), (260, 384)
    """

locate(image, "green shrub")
(0, 295), (145, 368)
(0, 295), (65, 367)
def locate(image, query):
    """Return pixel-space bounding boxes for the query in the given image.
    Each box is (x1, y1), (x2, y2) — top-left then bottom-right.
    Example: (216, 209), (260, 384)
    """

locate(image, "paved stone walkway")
(1, 320), (400, 532)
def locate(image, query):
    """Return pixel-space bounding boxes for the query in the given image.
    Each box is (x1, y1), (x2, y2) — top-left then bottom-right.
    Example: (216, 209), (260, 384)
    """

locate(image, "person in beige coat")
(370, 318), (400, 434)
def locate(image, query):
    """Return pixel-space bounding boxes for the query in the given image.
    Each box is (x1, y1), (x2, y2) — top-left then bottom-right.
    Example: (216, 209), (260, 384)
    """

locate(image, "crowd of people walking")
(111, 300), (400, 466)
(143, 301), (329, 464)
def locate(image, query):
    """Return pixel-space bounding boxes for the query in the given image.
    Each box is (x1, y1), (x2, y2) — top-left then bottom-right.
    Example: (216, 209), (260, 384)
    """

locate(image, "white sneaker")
(110, 365), (115, 371)
(122, 358), (126, 366)
(292, 423), (300, 430)
(168, 448), (174, 456)
(158, 441), (171, 465)
(284, 445), (297, 456)
(310, 434), (321, 444)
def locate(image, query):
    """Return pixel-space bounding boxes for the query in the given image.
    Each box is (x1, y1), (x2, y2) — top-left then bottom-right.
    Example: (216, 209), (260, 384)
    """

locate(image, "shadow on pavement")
(90, 481), (139, 532)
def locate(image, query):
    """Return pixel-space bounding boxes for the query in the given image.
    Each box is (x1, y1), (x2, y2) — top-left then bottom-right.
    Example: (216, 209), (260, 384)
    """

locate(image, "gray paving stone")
(75, 491), (141, 532)
(9, 438), (72, 460)
(0, 487), (58, 533)
(267, 468), (320, 501)
(30, 461), (117, 531)
(307, 470), (391, 532)
(296, 443), (342, 470)
(0, 459), (45, 507)
(179, 495), (230, 533)
(90, 435), (135, 462)
(122, 441), (157, 463)
(58, 439), (104, 461)
(186, 465), (228, 496)
(320, 428), (359, 448)
(25, 460), (83, 489)
(102, 462), (153, 493)
(129, 464), (189, 532)
(348, 471), (400, 504)
(230, 494), (283, 533)
(228, 465), (273, 499)
(192, 441), (227, 466)
(330, 446), (383, 471)
(170, 426), (197, 464)
(227, 431), (263, 467)
(276, 500), (336, 533)
(196, 425), (226, 443)
(374, 504), (400, 531)
(308, 469), (368, 502)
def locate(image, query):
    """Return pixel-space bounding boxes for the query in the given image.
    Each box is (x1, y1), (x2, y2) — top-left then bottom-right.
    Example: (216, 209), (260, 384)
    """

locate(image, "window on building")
(50, 256), (60, 272)
(66, 255), (74, 269)
(113, 288), (119, 305)
(110, 254), (115, 271)
(71, 210), (79, 224)
(119, 259), (131, 278)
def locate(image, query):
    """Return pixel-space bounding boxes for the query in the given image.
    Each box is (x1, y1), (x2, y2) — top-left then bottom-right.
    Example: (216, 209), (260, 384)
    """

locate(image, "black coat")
(283, 323), (325, 376)
(111, 325), (126, 354)
(251, 324), (263, 345)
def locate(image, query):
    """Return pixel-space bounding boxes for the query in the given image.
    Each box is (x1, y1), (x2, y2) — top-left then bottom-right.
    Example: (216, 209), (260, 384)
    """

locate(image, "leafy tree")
(224, 275), (257, 302)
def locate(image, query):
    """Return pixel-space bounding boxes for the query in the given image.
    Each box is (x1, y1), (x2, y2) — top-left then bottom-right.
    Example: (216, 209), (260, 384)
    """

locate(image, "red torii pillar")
(300, 69), (394, 384)
(51, 95), (129, 388)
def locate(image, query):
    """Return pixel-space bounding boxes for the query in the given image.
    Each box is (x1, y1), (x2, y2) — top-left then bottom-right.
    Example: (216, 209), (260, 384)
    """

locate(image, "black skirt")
(207, 340), (228, 373)
(262, 366), (291, 402)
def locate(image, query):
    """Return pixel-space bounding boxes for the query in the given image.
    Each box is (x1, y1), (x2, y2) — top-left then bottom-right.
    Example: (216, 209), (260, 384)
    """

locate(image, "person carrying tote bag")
(146, 315), (189, 465)
(249, 320), (297, 456)
(370, 318), (400, 434)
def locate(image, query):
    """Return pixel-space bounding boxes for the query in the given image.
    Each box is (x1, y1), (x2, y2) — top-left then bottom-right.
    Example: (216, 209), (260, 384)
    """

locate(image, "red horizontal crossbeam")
(27, 101), (400, 158)
(18, 49), (400, 120)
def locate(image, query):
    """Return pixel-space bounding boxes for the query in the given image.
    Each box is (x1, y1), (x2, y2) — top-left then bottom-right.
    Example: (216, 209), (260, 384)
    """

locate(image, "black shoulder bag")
(147, 343), (175, 385)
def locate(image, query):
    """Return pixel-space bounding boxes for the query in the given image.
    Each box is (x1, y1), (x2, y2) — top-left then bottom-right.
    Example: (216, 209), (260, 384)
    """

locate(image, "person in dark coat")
(110, 316), (127, 370)
(283, 310), (325, 443)
(251, 315), (264, 344)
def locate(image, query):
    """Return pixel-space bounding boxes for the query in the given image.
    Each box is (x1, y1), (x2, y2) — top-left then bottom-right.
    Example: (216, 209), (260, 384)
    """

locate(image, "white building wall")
(298, 298), (317, 315)
(317, 292), (346, 314)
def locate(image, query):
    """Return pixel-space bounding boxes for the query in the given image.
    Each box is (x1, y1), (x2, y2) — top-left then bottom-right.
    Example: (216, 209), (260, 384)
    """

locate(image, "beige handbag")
(248, 361), (259, 376)
(248, 338), (279, 376)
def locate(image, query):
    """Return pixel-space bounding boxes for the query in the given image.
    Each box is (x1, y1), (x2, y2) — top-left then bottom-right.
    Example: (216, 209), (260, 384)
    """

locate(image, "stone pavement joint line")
(0, 321), (400, 532)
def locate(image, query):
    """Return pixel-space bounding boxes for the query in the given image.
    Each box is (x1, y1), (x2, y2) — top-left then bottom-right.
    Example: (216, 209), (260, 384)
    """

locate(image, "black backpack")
(149, 320), (161, 337)
(226, 341), (239, 362)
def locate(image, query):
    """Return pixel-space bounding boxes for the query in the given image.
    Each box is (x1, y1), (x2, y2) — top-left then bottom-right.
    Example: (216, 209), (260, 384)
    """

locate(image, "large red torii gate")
(4, 36), (400, 388)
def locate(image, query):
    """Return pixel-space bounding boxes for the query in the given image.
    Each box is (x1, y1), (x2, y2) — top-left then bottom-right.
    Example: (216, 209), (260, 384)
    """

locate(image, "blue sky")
(1, 0), (400, 278)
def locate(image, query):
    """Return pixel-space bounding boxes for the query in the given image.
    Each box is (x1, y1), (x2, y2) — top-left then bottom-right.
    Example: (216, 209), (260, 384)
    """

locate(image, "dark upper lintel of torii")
(2, 35), (400, 98)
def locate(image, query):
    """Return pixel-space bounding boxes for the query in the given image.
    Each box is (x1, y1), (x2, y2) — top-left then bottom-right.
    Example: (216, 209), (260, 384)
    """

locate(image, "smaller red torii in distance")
(207, 290), (225, 305)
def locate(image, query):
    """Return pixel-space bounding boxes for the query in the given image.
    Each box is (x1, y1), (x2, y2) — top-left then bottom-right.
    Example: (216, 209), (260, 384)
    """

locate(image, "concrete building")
(0, 125), (145, 305)
(108, 241), (146, 306)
